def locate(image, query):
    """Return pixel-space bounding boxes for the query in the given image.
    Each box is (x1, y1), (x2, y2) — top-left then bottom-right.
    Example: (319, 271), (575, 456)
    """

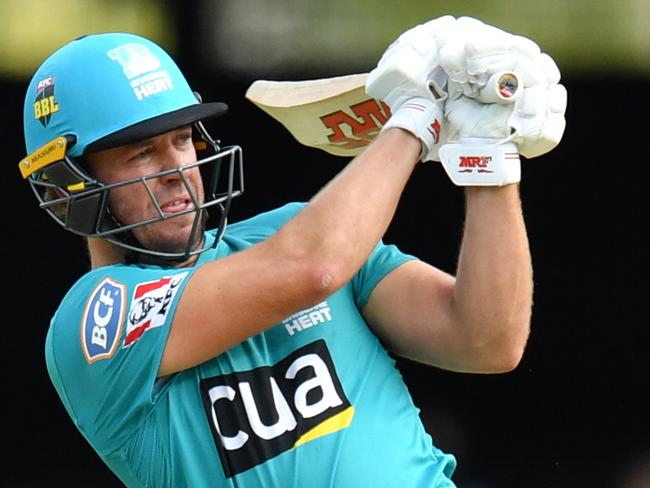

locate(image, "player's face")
(85, 126), (205, 254)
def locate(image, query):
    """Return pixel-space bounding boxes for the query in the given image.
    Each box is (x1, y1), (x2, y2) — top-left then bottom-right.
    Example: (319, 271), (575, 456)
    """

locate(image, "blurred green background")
(2, 0), (649, 80)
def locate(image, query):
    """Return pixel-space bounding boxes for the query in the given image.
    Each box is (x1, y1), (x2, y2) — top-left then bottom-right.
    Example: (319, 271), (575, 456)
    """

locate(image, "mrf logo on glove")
(439, 140), (521, 186)
(460, 155), (493, 172)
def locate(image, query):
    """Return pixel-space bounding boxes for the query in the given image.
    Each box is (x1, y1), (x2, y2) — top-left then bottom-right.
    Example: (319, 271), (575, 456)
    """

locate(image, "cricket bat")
(245, 73), (390, 157)
(244, 71), (520, 157)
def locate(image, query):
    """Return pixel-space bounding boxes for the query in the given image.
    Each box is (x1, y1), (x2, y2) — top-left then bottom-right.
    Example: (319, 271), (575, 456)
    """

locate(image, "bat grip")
(475, 71), (522, 104)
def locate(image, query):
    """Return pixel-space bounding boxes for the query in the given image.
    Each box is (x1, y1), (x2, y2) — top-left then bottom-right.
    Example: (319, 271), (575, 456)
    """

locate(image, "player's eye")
(136, 146), (154, 158)
(175, 130), (193, 147)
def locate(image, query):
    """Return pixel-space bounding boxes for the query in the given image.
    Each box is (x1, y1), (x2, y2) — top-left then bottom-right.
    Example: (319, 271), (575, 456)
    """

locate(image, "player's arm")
(361, 16), (565, 374)
(158, 127), (423, 377)
(363, 183), (533, 373)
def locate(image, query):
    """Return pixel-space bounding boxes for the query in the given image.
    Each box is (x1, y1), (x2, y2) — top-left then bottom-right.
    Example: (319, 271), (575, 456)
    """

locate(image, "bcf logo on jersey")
(200, 340), (354, 477)
(81, 278), (126, 363)
(124, 272), (188, 347)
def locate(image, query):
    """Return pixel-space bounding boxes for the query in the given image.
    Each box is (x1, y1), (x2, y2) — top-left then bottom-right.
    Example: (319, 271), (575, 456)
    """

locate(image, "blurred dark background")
(4, 1), (648, 487)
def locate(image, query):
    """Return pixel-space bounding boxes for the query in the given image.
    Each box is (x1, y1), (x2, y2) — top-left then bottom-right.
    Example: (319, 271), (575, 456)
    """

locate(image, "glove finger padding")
(439, 16), (554, 99)
(366, 15), (457, 108)
(509, 83), (567, 158)
(443, 93), (513, 142)
(442, 81), (567, 160)
(366, 15), (458, 162)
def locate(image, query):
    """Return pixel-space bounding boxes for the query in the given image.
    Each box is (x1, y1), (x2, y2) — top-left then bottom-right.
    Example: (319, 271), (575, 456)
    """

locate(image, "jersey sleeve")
(45, 265), (195, 455)
(351, 240), (418, 310)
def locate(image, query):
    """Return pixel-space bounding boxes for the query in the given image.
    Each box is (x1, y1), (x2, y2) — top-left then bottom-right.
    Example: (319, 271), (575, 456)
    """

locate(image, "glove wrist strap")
(439, 139), (521, 186)
(381, 97), (443, 161)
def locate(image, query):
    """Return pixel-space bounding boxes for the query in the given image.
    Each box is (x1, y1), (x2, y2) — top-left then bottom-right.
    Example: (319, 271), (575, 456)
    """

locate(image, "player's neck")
(86, 238), (201, 269)
(86, 238), (126, 269)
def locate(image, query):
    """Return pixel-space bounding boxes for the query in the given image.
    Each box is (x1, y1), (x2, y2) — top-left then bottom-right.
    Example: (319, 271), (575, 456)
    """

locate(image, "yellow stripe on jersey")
(293, 406), (355, 448)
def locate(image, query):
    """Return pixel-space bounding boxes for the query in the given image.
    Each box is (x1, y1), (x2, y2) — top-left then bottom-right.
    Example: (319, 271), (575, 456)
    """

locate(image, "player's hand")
(438, 16), (554, 100)
(435, 83), (566, 186)
(442, 41), (567, 159)
(365, 15), (457, 161)
(426, 16), (567, 186)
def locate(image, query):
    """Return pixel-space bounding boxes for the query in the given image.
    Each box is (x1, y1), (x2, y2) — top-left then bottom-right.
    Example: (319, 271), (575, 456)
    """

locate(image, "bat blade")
(245, 73), (390, 157)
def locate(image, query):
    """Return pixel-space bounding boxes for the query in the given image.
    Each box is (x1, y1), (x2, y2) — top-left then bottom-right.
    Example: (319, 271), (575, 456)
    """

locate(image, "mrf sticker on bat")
(81, 277), (126, 363)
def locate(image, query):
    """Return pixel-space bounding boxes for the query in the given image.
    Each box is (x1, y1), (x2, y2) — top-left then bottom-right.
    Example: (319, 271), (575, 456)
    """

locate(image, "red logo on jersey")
(124, 272), (188, 347)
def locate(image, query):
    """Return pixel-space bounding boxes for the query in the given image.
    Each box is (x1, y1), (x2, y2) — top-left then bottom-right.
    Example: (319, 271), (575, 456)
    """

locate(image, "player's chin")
(139, 216), (204, 254)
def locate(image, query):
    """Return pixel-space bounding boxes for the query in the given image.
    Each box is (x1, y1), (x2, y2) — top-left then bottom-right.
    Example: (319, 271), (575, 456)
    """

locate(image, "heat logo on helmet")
(107, 42), (174, 101)
(33, 76), (60, 127)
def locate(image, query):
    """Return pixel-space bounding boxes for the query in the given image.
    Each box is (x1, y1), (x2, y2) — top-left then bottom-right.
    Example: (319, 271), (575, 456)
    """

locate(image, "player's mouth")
(161, 197), (194, 216)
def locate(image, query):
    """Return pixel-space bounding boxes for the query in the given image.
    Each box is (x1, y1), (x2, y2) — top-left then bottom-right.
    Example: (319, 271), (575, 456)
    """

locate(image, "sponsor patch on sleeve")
(81, 277), (126, 363)
(124, 271), (189, 347)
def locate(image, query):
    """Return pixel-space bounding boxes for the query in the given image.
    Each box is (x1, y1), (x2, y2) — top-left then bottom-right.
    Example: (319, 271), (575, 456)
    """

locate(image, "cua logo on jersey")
(124, 272), (188, 347)
(81, 278), (126, 363)
(33, 76), (60, 127)
(107, 42), (174, 101)
(200, 340), (354, 477)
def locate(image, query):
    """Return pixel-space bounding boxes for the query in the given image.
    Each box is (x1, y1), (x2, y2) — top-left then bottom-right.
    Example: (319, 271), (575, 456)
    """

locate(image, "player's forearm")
(451, 184), (533, 371)
(278, 128), (420, 291)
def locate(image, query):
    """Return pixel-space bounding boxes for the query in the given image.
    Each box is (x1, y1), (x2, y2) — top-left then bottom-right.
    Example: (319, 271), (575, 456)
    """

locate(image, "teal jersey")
(45, 202), (457, 487)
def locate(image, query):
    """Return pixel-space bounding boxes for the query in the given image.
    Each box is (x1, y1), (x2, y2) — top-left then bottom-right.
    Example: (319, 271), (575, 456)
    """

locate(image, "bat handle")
(475, 71), (522, 104)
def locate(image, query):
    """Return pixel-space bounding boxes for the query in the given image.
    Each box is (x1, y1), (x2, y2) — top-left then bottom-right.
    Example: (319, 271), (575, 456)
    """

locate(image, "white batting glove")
(438, 96), (520, 186)
(438, 83), (567, 186)
(365, 15), (458, 161)
(423, 16), (567, 186)
(508, 83), (567, 158)
(441, 45), (567, 160)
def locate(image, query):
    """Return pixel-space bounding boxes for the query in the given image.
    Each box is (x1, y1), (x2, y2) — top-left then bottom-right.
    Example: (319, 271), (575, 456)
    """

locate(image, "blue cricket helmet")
(23, 32), (227, 157)
(19, 32), (243, 262)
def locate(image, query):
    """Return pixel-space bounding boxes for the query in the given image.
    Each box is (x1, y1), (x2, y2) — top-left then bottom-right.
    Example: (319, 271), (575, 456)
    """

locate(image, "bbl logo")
(33, 76), (59, 127)
(200, 340), (354, 477)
